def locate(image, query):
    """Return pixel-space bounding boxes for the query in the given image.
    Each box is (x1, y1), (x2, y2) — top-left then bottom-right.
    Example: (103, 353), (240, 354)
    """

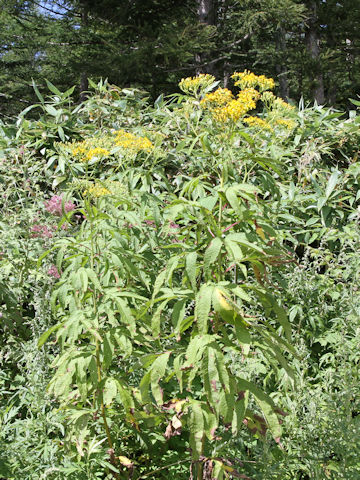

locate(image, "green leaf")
(195, 284), (214, 333)
(44, 104), (58, 117)
(204, 237), (222, 276)
(116, 380), (134, 411)
(152, 299), (169, 337)
(325, 171), (339, 199)
(185, 334), (214, 366)
(172, 299), (187, 330)
(188, 401), (204, 459)
(103, 378), (118, 406)
(225, 186), (242, 216)
(45, 79), (62, 96)
(103, 333), (115, 369)
(32, 79), (44, 103)
(78, 267), (88, 293)
(232, 391), (248, 435)
(226, 232), (264, 253)
(150, 352), (170, 404)
(185, 252), (197, 290)
(115, 297), (136, 335)
(152, 269), (167, 300)
(37, 322), (64, 348)
(237, 379), (281, 439)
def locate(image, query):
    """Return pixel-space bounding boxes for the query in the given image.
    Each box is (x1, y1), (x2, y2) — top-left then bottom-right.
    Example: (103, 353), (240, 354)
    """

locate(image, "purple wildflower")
(144, 220), (156, 226)
(45, 195), (75, 216)
(48, 265), (61, 279)
(30, 224), (53, 238)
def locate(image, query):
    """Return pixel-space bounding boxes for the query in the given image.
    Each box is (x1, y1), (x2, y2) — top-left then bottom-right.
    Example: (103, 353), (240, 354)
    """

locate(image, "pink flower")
(144, 220), (156, 226)
(30, 224), (53, 238)
(45, 195), (75, 216)
(47, 265), (61, 279)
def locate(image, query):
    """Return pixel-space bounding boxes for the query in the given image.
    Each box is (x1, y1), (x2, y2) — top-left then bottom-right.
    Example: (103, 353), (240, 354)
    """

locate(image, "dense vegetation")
(1, 0), (360, 116)
(1, 71), (360, 479)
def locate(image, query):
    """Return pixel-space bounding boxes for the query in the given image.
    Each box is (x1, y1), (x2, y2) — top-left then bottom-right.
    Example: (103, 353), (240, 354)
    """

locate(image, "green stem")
(90, 206), (119, 478)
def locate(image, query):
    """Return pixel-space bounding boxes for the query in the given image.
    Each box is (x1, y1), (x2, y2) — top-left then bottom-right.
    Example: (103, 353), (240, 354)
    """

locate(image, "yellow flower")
(201, 88), (234, 107)
(178, 73), (216, 96)
(86, 147), (110, 161)
(273, 97), (295, 111)
(84, 184), (111, 197)
(244, 116), (273, 131)
(114, 130), (154, 153)
(232, 70), (275, 92)
(69, 139), (111, 162)
(202, 86), (260, 123)
(274, 118), (296, 130)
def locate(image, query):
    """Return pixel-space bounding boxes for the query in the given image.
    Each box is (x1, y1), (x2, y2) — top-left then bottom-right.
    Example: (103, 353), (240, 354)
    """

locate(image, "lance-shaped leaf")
(232, 390), (249, 435)
(237, 379), (281, 439)
(195, 284), (214, 333)
(225, 186), (242, 217)
(103, 377), (118, 406)
(150, 351), (171, 405)
(188, 401), (205, 459)
(116, 379), (134, 412)
(185, 251), (198, 290)
(204, 237), (223, 277)
(37, 322), (64, 348)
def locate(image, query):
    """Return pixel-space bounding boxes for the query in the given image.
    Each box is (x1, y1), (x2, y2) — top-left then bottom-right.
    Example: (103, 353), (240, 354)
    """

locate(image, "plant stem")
(90, 205), (119, 478)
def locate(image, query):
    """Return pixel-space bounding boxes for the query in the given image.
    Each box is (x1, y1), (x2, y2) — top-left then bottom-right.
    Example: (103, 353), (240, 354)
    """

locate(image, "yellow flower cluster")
(84, 183), (111, 197)
(178, 74), (216, 95)
(204, 87), (260, 123)
(201, 88), (234, 107)
(243, 116), (273, 131)
(70, 139), (110, 163)
(114, 130), (154, 153)
(86, 147), (110, 161)
(232, 70), (275, 92)
(275, 118), (296, 130)
(273, 97), (295, 111)
(261, 91), (295, 112)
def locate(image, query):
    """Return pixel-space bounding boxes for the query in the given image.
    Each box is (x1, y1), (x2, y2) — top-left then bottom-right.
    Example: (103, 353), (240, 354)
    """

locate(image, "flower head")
(244, 116), (273, 131)
(30, 224), (53, 238)
(48, 265), (61, 279)
(232, 70), (275, 92)
(179, 74), (216, 96)
(45, 195), (75, 216)
(113, 130), (154, 153)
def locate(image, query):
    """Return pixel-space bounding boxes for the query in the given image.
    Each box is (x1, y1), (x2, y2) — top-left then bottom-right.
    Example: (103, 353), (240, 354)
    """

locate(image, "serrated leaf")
(152, 298), (169, 337)
(103, 377), (118, 406)
(37, 322), (63, 348)
(116, 380), (134, 411)
(225, 186), (242, 216)
(185, 252), (197, 290)
(188, 401), (204, 459)
(204, 237), (222, 276)
(237, 379), (281, 439)
(150, 352), (170, 405)
(195, 284), (214, 333)
(103, 333), (115, 369)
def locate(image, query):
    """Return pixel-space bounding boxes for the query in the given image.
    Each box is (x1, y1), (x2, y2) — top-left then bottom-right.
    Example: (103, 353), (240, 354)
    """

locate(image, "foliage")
(1, 72), (360, 480)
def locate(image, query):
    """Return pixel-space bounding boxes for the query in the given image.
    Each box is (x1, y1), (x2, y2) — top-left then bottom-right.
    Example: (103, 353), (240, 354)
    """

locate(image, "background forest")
(1, 2), (360, 480)
(1, 0), (360, 116)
